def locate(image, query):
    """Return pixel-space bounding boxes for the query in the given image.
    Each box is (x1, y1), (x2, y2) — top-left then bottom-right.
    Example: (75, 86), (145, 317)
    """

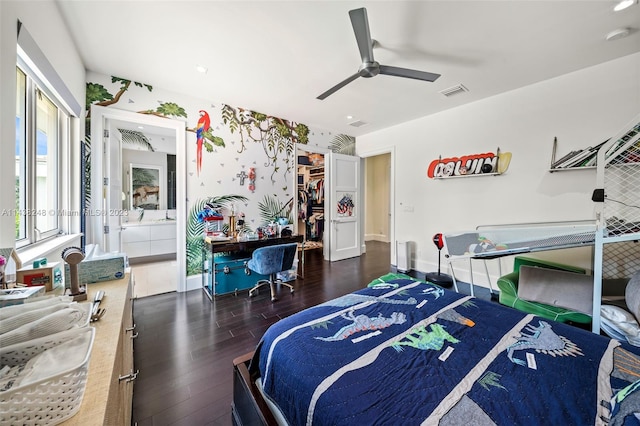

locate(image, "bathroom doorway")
(90, 105), (187, 292)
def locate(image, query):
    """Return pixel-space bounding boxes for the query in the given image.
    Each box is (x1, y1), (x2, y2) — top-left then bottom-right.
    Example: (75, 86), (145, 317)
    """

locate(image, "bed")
(233, 274), (640, 425)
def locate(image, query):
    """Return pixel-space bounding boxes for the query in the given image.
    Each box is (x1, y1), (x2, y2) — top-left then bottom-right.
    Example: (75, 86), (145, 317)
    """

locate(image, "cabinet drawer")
(149, 239), (176, 256)
(152, 224), (176, 240)
(122, 241), (149, 258)
(121, 226), (150, 243)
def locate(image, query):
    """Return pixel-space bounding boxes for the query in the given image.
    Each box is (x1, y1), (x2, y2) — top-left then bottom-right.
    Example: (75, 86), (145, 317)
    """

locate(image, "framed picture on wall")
(130, 164), (162, 210)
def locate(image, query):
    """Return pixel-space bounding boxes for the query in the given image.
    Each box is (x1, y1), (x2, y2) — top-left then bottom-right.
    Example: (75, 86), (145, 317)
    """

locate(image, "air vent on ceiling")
(439, 84), (469, 98)
(349, 120), (368, 128)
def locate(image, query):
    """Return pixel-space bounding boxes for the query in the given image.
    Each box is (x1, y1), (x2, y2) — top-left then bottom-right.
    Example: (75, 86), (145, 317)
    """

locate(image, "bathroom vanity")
(121, 221), (176, 259)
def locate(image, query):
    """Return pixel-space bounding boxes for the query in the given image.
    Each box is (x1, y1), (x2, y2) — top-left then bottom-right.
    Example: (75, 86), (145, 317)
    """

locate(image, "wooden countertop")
(60, 273), (131, 425)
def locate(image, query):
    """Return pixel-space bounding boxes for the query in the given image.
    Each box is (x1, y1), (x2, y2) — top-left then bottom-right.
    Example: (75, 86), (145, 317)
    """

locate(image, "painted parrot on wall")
(196, 110), (211, 175)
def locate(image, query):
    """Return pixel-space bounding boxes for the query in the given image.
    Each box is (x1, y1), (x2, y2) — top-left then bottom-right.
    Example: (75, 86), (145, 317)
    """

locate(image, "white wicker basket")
(0, 327), (95, 426)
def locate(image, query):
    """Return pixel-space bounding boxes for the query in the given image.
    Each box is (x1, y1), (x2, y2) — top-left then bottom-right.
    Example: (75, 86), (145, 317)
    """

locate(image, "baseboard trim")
(185, 274), (202, 292)
(364, 234), (390, 243)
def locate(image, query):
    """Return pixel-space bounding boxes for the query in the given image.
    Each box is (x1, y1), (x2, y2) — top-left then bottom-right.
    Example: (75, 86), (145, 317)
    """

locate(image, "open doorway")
(297, 148), (326, 254)
(359, 147), (394, 266)
(295, 145), (363, 262)
(364, 153), (391, 244)
(90, 105), (187, 293)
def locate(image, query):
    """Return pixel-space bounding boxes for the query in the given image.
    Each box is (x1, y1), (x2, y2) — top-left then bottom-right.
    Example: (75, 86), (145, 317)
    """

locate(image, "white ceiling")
(56, 1), (640, 137)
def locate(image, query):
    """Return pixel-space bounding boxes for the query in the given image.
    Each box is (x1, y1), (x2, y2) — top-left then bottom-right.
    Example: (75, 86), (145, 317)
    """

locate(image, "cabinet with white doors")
(121, 222), (176, 258)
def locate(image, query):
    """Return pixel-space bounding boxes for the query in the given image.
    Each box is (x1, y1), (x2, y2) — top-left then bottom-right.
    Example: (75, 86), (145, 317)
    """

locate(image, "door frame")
(295, 144), (330, 259)
(90, 105), (187, 292)
(356, 146), (395, 266)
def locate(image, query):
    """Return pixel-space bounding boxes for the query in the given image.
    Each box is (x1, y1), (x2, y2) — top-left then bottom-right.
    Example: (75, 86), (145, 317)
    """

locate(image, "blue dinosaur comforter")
(253, 278), (640, 425)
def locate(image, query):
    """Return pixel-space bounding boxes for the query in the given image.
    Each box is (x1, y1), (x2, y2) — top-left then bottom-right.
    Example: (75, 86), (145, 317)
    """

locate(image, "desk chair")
(248, 243), (298, 302)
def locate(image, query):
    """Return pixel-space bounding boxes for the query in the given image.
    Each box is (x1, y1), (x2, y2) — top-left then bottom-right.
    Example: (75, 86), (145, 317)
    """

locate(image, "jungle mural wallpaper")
(84, 72), (356, 276)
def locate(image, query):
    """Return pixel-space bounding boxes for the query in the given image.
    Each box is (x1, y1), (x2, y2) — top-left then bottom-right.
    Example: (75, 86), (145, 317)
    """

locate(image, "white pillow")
(601, 304), (640, 346)
(625, 270), (640, 322)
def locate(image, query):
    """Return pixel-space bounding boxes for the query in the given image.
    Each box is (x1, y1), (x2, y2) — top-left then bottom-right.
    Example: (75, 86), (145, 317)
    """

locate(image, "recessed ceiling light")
(346, 115), (353, 120)
(195, 64), (208, 74)
(137, 126), (144, 130)
(606, 28), (631, 41)
(614, 0), (636, 12)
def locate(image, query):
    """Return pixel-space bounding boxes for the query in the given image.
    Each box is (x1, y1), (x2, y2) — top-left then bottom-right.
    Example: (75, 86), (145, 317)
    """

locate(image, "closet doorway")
(296, 147), (328, 258)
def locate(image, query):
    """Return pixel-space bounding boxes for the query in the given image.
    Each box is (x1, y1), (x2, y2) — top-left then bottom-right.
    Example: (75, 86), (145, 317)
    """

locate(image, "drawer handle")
(119, 369), (139, 382)
(130, 332), (139, 340)
(223, 265), (230, 274)
(126, 324), (136, 332)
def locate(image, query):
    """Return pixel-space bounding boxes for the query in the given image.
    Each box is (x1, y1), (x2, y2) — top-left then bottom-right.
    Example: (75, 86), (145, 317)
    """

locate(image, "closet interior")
(297, 150), (325, 250)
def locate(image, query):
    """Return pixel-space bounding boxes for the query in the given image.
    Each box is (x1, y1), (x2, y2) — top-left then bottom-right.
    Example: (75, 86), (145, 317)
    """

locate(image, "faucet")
(136, 207), (144, 222)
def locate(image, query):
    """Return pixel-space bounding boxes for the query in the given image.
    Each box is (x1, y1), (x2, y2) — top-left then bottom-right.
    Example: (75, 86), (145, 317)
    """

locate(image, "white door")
(329, 152), (361, 261)
(104, 119), (123, 252)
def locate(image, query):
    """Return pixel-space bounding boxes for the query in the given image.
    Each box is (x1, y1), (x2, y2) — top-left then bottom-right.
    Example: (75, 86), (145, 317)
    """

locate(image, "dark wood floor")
(132, 241), (393, 425)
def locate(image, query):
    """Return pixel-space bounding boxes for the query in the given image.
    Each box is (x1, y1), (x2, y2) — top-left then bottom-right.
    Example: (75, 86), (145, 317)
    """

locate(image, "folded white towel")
(0, 295), (72, 320)
(0, 306), (87, 347)
(0, 303), (73, 335)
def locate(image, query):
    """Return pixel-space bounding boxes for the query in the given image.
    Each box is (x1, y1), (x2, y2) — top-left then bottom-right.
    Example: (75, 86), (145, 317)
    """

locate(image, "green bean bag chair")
(497, 256), (591, 324)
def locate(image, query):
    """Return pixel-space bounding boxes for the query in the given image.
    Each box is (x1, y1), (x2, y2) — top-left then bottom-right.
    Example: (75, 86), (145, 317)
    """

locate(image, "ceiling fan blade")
(317, 72), (361, 100)
(349, 8), (375, 64)
(379, 65), (441, 82)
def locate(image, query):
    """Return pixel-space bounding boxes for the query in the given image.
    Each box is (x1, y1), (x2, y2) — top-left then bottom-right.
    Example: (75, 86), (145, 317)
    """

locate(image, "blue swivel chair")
(248, 243), (298, 302)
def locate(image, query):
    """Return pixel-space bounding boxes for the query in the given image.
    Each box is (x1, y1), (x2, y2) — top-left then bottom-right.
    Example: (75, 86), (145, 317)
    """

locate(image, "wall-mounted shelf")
(548, 136), (604, 172)
(429, 147), (510, 179)
(433, 172), (502, 180)
(549, 166), (596, 173)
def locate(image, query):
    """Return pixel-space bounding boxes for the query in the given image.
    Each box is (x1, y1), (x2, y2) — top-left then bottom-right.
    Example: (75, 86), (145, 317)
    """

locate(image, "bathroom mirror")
(129, 163), (165, 210)
(123, 149), (176, 211)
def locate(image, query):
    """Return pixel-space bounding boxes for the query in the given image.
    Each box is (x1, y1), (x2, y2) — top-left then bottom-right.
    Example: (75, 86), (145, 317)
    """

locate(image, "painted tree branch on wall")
(87, 77), (226, 152)
(221, 105), (309, 184)
(85, 76), (152, 117)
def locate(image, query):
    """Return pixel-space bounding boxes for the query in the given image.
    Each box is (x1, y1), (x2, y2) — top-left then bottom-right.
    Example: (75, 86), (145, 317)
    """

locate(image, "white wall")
(357, 52), (640, 286)
(0, 0), (85, 248)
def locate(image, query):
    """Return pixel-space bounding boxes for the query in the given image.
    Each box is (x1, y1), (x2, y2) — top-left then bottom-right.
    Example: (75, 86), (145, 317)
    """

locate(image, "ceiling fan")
(317, 7), (441, 100)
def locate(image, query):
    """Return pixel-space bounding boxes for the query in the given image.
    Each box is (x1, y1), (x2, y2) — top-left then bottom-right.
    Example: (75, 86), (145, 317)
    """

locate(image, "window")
(15, 63), (69, 247)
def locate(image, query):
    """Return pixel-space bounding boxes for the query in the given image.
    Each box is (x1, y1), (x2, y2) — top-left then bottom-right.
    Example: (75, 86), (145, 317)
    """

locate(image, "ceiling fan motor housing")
(359, 62), (380, 78)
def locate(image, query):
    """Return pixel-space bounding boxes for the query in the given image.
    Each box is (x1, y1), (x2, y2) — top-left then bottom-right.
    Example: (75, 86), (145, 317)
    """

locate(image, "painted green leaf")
(211, 136), (225, 147)
(156, 102), (187, 118)
(85, 83), (113, 107)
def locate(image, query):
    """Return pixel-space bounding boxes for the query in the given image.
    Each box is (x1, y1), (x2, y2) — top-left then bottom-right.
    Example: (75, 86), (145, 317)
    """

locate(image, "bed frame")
(232, 351), (277, 426)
